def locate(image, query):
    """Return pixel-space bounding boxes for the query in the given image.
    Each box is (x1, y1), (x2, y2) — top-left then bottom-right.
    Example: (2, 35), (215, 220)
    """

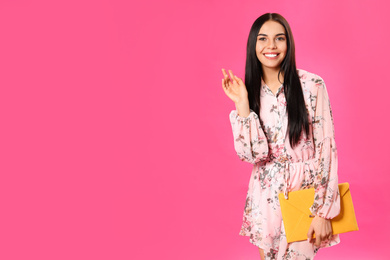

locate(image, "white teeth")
(265, 54), (277, 57)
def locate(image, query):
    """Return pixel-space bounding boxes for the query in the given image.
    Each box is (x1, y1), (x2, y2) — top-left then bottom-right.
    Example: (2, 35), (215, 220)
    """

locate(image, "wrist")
(234, 99), (249, 107)
(235, 102), (250, 118)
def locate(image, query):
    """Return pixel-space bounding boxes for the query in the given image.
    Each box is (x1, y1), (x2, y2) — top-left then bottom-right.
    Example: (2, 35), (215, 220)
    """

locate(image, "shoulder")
(297, 69), (326, 92)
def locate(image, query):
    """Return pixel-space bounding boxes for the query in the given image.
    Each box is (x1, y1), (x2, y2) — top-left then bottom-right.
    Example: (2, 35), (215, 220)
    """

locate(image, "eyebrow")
(258, 33), (286, 36)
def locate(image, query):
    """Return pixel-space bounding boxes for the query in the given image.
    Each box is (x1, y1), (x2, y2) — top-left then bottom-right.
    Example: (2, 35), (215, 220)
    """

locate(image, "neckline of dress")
(261, 79), (284, 97)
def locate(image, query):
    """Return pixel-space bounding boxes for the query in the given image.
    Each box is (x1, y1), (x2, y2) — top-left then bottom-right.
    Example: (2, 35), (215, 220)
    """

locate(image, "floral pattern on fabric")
(229, 69), (340, 259)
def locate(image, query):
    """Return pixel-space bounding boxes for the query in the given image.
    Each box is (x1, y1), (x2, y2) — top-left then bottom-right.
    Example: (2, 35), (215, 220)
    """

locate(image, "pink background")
(0, 0), (388, 259)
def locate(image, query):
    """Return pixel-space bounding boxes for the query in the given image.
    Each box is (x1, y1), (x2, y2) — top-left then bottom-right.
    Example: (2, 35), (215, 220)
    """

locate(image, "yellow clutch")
(278, 182), (359, 243)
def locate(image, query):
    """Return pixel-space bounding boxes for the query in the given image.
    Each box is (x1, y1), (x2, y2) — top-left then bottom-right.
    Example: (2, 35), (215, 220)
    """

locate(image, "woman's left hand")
(307, 215), (333, 247)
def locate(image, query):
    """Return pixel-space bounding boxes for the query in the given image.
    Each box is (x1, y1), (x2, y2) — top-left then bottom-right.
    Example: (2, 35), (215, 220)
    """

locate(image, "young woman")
(221, 13), (340, 260)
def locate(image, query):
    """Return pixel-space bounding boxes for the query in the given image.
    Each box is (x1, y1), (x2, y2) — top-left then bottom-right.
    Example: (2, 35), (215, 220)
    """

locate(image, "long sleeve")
(229, 109), (269, 165)
(309, 78), (340, 219)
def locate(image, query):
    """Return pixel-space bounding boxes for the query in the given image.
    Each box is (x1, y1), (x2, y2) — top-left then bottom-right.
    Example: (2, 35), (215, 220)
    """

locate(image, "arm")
(222, 68), (269, 164)
(309, 78), (340, 219)
(229, 109), (269, 165)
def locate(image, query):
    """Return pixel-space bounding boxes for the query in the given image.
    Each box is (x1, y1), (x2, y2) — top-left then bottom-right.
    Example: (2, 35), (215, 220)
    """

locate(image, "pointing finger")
(229, 70), (240, 85)
(228, 69), (235, 80)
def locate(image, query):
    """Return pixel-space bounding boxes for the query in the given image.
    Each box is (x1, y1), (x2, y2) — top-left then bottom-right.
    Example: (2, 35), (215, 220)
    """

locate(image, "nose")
(267, 40), (276, 49)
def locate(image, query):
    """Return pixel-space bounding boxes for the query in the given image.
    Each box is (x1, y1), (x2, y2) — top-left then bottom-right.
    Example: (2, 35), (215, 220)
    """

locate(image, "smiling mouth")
(264, 53), (279, 58)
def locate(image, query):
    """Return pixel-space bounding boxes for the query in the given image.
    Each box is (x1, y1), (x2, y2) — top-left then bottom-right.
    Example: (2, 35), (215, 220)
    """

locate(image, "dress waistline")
(269, 156), (316, 200)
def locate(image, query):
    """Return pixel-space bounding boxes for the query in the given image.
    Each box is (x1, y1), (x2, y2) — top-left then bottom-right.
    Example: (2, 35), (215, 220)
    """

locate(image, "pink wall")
(0, 0), (388, 259)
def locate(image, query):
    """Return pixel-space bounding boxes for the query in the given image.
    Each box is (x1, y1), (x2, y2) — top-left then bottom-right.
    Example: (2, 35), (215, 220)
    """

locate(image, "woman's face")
(256, 20), (287, 71)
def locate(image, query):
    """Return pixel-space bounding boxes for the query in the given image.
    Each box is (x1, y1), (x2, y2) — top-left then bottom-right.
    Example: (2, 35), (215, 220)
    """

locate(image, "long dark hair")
(245, 13), (309, 147)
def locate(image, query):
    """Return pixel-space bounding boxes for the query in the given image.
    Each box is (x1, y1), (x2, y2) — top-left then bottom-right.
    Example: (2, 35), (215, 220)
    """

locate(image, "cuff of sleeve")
(309, 204), (330, 220)
(314, 213), (333, 220)
(310, 204), (338, 220)
(229, 109), (258, 122)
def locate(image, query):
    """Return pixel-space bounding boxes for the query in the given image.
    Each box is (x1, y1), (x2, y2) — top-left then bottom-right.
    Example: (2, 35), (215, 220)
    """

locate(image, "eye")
(276, 37), (286, 41)
(258, 37), (266, 41)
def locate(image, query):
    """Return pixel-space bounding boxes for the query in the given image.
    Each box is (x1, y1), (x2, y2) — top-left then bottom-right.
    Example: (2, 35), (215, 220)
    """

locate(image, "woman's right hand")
(221, 69), (248, 104)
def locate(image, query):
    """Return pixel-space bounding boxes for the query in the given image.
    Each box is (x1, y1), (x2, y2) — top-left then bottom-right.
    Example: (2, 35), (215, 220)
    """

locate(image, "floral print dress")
(229, 69), (340, 260)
